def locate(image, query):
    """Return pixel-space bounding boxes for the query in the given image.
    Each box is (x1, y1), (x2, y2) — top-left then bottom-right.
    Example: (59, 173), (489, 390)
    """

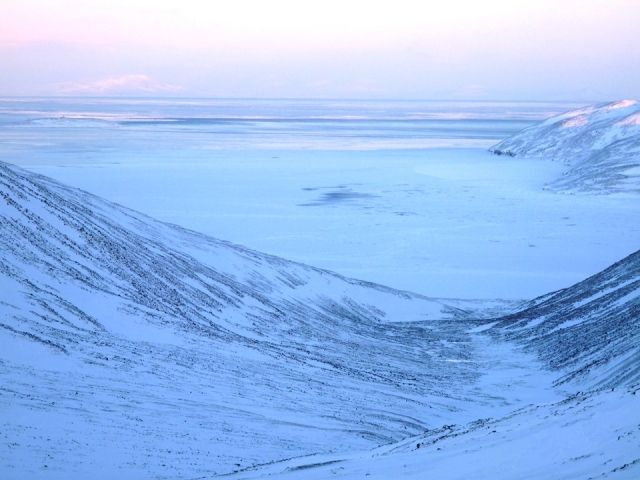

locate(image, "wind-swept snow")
(236, 387), (640, 480)
(2, 160), (639, 478)
(1, 161), (556, 478)
(491, 249), (640, 388)
(490, 100), (640, 194)
(10, 117), (119, 128)
(3, 95), (640, 478)
(235, 246), (640, 479)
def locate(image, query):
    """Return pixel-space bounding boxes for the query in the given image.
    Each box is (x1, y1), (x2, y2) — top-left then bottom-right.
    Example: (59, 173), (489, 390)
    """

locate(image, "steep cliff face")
(490, 100), (640, 193)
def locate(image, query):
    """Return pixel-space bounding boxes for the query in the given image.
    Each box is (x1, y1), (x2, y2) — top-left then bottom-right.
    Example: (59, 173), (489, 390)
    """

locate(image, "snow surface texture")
(490, 100), (640, 194)
(1, 161), (639, 478)
(235, 388), (640, 480)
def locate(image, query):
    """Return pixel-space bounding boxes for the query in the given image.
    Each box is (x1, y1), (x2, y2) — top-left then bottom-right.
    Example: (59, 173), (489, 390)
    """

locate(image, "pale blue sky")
(1, 0), (638, 100)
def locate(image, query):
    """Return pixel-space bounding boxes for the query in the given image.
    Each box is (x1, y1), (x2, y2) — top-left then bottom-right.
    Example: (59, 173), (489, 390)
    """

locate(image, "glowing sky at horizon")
(1, 0), (639, 99)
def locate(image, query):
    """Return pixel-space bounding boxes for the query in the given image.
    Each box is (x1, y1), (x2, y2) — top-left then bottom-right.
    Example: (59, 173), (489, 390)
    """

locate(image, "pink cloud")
(56, 74), (182, 94)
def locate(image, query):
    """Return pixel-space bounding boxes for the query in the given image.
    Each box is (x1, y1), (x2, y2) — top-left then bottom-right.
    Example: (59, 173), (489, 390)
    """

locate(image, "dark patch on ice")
(394, 211), (418, 216)
(299, 187), (378, 206)
(302, 185), (349, 192)
(489, 148), (516, 157)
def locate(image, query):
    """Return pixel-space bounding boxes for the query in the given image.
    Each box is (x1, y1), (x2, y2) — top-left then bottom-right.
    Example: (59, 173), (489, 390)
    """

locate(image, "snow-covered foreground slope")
(0, 161), (540, 478)
(1, 161), (639, 478)
(233, 248), (640, 479)
(490, 100), (640, 194)
(236, 387), (640, 480)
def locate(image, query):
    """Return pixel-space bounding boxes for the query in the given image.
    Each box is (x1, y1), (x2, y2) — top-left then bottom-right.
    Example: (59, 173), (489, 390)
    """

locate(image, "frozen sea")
(2, 97), (639, 300)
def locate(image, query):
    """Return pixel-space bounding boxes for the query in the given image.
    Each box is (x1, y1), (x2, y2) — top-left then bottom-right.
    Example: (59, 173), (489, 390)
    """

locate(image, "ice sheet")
(13, 148), (639, 299)
(3, 98), (632, 300)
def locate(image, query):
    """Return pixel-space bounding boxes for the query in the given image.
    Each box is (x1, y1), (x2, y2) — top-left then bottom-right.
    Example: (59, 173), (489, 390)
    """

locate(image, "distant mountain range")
(490, 100), (640, 194)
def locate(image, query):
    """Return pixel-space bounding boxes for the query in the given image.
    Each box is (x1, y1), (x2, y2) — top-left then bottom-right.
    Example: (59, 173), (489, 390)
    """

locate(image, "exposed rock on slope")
(490, 249), (640, 388)
(490, 100), (640, 194)
(1, 160), (639, 478)
(239, 386), (640, 480)
(0, 161), (528, 478)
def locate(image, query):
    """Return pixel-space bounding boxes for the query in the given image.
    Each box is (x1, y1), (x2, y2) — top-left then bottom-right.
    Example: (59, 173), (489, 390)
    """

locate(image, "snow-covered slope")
(489, 100), (640, 194)
(0, 161), (531, 478)
(1, 160), (639, 478)
(235, 249), (640, 479)
(236, 387), (640, 480)
(491, 248), (640, 389)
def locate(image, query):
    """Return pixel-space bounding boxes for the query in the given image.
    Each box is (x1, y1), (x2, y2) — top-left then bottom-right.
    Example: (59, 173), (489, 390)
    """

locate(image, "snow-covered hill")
(0, 161), (531, 478)
(491, 248), (640, 389)
(1, 160), (639, 478)
(489, 100), (640, 194)
(236, 246), (640, 479)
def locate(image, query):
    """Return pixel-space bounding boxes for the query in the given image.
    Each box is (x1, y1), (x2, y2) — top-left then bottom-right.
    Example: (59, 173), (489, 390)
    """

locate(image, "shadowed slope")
(490, 249), (640, 388)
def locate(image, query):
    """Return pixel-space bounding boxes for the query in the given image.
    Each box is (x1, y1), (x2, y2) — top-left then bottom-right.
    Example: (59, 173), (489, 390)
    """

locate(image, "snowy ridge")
(489, 100), (640, 194)
(1, 161), (639, 478)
